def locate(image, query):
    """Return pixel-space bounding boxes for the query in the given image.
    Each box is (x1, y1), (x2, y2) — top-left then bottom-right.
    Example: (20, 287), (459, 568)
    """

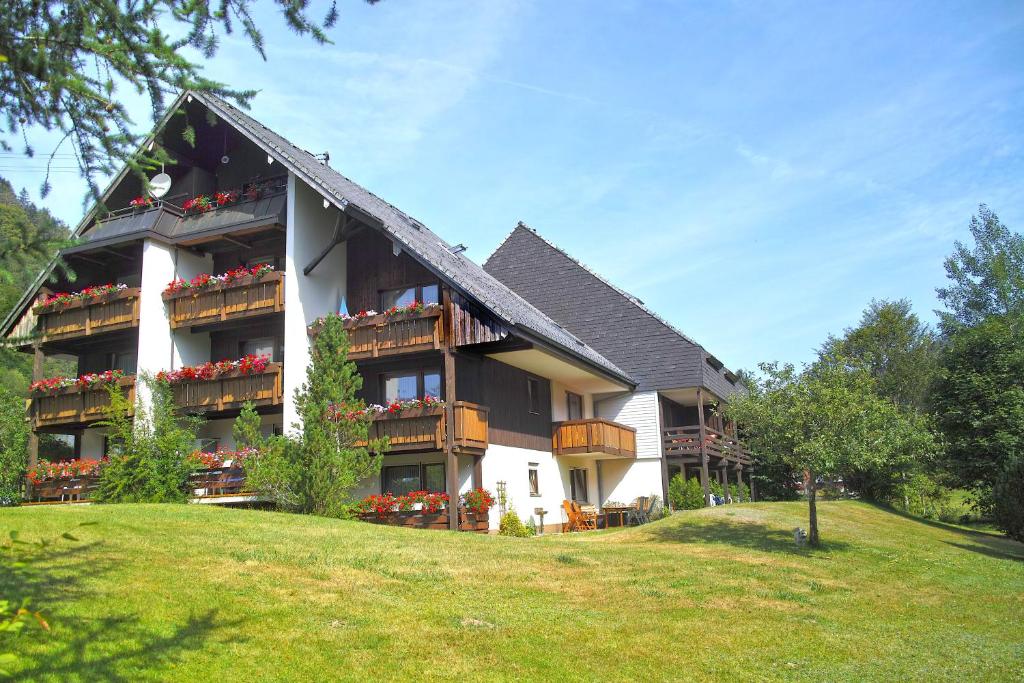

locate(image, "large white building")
(3, 91), (753, 530)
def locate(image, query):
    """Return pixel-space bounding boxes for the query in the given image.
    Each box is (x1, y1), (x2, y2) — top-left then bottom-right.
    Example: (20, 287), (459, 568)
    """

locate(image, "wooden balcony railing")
(360, 401), (489, 454)
(552, 418), (637, 459)
(172, 363), (282, 413)
(322, 308), (444, 360)
(662, 425), (753, 464)
(31, 376), (136, 430)
(34, 288), (141, 343)
(164, 272), (284, 329)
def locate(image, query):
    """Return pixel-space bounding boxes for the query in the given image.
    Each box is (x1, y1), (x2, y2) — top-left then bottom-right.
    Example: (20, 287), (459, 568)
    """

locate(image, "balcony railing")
(552, 418), (637, 459)
(662, 425), (753, 464)
(164, 272), (284, 329)
(312, 308), (444, 360)
(359, 401), (489, 454)
(172, 363), (283, 413)
(34, 288), (141, 344)
(31, 376), (136, 430)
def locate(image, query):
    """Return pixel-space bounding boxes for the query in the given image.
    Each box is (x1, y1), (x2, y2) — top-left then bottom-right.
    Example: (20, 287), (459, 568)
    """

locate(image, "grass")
(2, 501), (1022, 681)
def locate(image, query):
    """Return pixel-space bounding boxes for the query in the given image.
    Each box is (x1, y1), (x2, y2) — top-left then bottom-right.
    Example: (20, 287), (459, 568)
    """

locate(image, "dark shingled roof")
(483, 223), (741, 397)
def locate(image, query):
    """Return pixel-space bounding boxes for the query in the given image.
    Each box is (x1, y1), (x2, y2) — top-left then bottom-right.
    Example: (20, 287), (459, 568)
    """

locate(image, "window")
(383, 465), (420, 496)
(383, 463), (446, 496)
(383, 369), (442, 403)
(567, 392), (583, 420)
(528, 464), (540, 497)
(380, 283), (440, 310)
(569, 468), (588, 503)
(423, 463), (445, 493)
(107, 351), (137, 375)
(102, 436), (126, 456)
(242, 337), (277, 361)
(246, 255), (277, 269)
(527, 377), (541, 415)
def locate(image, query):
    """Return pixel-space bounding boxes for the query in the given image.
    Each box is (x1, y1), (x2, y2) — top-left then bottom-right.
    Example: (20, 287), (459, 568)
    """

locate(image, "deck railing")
(171, 363), (283, 413)
(310, 308), (444, 360)
(34, 288), (141, 343)
(164, 272), (284, 329)
(359, 401), (488, 454)
(662, 425), (752, 464)
(30, 376), (136, 429)
(552, 418), (637, 458)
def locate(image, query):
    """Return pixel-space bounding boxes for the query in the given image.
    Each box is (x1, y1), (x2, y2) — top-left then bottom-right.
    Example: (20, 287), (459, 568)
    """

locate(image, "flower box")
(358, 510), (452, 530)
(161, 270), (283, 301)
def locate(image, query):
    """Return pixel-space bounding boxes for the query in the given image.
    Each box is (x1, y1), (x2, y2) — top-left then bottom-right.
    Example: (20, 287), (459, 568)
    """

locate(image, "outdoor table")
(603, 505), (632, 528)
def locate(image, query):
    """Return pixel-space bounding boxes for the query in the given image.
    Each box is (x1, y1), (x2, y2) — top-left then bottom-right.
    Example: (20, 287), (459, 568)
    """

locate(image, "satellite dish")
(149, 172), (172, 199)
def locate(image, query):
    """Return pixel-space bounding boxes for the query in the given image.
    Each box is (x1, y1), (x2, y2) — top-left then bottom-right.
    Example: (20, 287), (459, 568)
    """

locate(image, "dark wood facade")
(455, 354), (553, 452)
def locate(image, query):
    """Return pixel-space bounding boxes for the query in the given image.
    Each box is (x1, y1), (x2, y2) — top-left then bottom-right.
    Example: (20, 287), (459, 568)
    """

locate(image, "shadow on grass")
(643, 516), (850, 555)
(1, 523), (238, 680)
(861, 502), (1024, 561)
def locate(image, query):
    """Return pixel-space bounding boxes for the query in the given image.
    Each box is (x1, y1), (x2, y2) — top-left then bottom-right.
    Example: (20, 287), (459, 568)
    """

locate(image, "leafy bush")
(730, 481), (751, 503)
(710, 480), (724, 501)
(668, 474), (704, 510)
(499, 510), (534, 537)
(94, 375), (203, 503)
(993, 456), (1024, 542)
(246, 317), (385, 516)
(0, 386), (28, 505)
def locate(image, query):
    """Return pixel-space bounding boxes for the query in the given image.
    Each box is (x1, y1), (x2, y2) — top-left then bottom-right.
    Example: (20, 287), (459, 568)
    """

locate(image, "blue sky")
(3, 0), (1022, 372)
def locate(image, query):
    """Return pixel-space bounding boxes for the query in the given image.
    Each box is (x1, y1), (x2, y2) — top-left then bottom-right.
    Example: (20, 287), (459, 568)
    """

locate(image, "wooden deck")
(359, 401), (489, 455)
(31, 376), (136, 430)
(662, 425), (753, 465)
(552, 418), (637, 459)
(164, 272), (284, 329)
(35, 288), (140, 343)
(172, 363), (283, 413)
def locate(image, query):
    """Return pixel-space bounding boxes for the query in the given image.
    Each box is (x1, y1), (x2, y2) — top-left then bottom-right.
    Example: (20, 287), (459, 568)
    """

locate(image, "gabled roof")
(483, 223), (741, 397)
(3, 91), (633, 388)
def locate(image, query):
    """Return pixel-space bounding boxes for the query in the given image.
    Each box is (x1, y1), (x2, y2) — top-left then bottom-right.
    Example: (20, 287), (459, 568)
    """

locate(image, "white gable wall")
(595, 390), (665, 505)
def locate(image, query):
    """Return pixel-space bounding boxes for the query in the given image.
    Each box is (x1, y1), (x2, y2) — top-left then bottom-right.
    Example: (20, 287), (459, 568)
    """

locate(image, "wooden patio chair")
(562, 500), (580, 532)
(628, 496), (651, 525)
(572, 501), (597, 531)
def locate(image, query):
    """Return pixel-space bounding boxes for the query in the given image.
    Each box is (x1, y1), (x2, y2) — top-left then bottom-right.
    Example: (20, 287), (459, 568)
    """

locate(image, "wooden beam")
(720, 462), (730, 503)
(697, 388), (710, 507)
(442, 286), (459, 531)
(220, 235), (252, 249)
(735, 465), (744, 503)
(657, 394), (670, 506)
(749, 467), (756, 503)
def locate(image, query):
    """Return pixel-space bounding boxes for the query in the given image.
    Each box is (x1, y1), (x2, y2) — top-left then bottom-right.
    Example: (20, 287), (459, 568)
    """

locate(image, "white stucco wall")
(283, 174), (347, 434)
(549, 380), (594, 422)
(136, 239), (212, 416)
(595, 390), (665, 505)
(480, 444), (568, 531)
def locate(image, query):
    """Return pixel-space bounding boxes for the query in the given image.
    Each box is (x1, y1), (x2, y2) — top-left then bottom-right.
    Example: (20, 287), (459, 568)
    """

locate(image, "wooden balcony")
(552, 418), (637, 459)
(164, 272), (284, 329)
(662, 425), (753, 465)
(361, 401), (489, 455)
(34, 288), (140, 344)
(172, 363), (283, 413)
(31, 376), (136, 430)
(328, 308), (444, 360)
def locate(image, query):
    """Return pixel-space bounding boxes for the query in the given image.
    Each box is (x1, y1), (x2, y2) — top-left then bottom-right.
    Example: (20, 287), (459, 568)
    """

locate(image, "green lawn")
(2, 501), (1022, 681)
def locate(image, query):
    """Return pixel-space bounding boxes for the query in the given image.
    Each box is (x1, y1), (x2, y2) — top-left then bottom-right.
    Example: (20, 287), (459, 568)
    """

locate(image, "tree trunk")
(807, 470), (820, 547)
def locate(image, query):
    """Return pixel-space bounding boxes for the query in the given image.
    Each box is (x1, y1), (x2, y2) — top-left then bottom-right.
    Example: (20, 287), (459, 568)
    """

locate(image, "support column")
(735, 466), (744, 502)
(719, 463), (730, 503)
(657, 394), (670, 505)
(697, 388), (711, 506)
(749, 468), (756, 503)
(25, 343), (44, 501)
(442, 286), (459, 531)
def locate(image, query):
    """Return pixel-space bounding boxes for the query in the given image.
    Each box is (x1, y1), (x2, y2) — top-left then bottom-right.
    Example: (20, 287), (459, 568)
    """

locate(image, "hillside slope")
(2, 501), (1021, 681)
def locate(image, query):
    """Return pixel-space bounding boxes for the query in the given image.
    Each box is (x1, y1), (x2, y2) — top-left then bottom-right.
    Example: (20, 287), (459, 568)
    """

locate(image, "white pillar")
(136, 238), (211, 421)
(282, 173), (347, 434)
